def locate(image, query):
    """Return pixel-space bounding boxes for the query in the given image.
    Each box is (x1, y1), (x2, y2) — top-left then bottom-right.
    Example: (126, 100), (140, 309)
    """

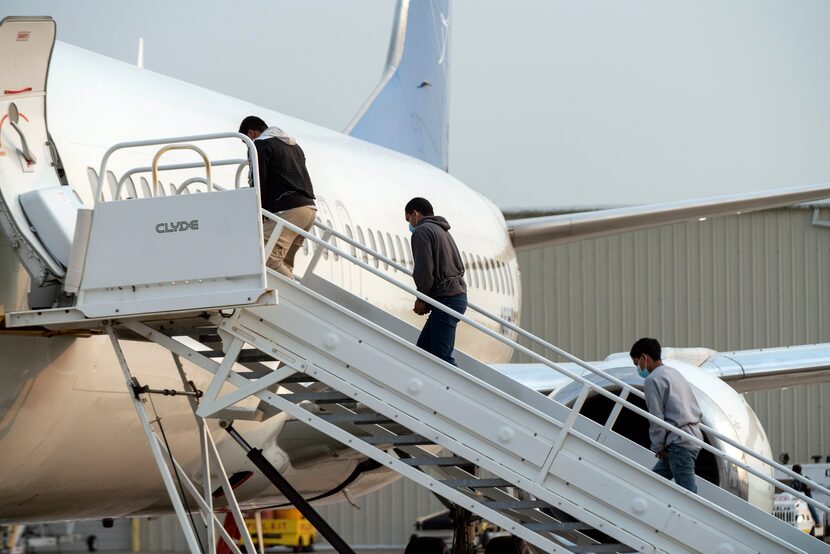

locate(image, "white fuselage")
(0, 42), (519, 522)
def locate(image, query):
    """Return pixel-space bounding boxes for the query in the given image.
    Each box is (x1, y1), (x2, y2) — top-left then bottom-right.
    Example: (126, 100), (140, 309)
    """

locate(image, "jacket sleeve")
(644, 376), (668, 452)
(411, 230), (435, 294)
(254, 140), (269, 196)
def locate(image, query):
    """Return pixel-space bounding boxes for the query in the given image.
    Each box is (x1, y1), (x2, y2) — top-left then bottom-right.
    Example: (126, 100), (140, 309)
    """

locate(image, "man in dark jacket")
(240, 116), (317, 278)
(405, 197), (468, 365)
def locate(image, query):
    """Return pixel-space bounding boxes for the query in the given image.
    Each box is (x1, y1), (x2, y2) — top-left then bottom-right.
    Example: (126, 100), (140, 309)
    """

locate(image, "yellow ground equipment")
(242, 509), (316, 552)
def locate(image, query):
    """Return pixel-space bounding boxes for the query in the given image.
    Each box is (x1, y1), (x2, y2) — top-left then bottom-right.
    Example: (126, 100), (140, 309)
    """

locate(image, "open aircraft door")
(0, 17), (77, 305)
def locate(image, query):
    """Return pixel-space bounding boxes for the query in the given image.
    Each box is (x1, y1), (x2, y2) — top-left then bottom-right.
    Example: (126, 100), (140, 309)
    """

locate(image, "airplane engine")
(550, 361), (775, 512)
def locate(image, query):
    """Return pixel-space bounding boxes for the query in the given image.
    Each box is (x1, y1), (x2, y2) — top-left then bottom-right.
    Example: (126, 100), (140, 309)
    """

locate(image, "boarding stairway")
(6, 133), (830, 554)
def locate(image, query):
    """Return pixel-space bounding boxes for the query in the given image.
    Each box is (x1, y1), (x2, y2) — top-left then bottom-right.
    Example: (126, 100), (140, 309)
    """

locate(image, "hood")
(419, 215), (451, 231)
(256, 126), (296, 145)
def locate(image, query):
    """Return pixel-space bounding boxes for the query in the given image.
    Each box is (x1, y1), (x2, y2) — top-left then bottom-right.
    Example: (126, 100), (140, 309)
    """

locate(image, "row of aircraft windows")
(84, 167), (517, 297)
(302, 221), (515, 295)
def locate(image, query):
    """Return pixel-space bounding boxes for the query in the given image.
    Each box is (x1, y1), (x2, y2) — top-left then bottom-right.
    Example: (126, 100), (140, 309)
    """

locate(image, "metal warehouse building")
(53, 205), (830, 550)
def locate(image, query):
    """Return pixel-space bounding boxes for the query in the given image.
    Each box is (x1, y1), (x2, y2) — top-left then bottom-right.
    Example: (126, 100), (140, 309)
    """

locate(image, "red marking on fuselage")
(4, 87), (33, 95)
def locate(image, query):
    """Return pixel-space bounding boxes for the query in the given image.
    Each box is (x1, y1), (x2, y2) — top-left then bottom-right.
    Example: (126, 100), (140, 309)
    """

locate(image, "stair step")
(319, 413), (393, 424)
(484, 500), (549, 510)
(524, 521), (593, 532)
(282, 392), (354, 404)
(442, 478), (511, 488)
(402, 456), (469, 466)
(570, 545), (636, 553)
(363, 434), (431, 446)
(204, 349), (275, 363)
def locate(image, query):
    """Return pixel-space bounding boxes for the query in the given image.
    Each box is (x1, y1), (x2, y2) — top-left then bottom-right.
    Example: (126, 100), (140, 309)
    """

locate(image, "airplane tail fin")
(345, 0), (451, 171)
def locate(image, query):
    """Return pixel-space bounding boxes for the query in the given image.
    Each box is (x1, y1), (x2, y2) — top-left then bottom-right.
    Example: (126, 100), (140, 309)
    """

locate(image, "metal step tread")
(319, 413), (393, 424)
(484, 500), (549, 510)
(282, 391), (355, 404)
(402, 456), (470, 466)
(524, 521), (593, 532)
(363, 434), (432, 446)
(442, 478), (511, 488)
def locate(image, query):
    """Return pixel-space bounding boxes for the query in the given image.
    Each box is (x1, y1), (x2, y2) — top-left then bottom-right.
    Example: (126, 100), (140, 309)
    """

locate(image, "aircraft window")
(462, 252), (478, 288)
(504, 263), (513, 295)
(489, 259), (499, 293)
(385, 233), (397, 269)
(376, 230), (388, 269)
(309, 224), (320, 255)
(345, 225), (357, 258)
(496, 261), (506, 293)
(367, 229), (379, 268)
(326, 219), (339, 261)
(356, 226), (369, 264)
(462, 252), (474, 288)
(474, 255), (484, 290)
(485, 258), (494, 291)
(395, 236), (406, 271)
(123, 176), (138, 199)
(404, 239), (414, 270)
(86, 168), (99, 200)
(106, 171), (119, 200)
(139, 177), (152, 198)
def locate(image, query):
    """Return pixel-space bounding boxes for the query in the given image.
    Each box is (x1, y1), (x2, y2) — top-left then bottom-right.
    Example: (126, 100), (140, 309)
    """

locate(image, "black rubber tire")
(404, 536), (447, 554)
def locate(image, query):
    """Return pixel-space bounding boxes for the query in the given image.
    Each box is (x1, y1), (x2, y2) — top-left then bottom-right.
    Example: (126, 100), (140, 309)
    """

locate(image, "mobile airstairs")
(6, 133), (830, 554)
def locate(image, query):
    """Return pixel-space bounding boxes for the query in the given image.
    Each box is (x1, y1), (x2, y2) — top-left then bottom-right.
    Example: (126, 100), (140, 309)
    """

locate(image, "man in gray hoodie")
(405, 197), (467, 366)
(631, 337), (703, 493)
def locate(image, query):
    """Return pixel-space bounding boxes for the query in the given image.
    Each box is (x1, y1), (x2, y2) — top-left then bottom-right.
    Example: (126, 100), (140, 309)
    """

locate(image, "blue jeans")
(653, 444), (699, 493)
(416, 294), (467, 366)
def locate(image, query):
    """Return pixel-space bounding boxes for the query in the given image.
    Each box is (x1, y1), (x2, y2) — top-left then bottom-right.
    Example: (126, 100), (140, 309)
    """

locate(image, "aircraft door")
(0, 17), (70, 291)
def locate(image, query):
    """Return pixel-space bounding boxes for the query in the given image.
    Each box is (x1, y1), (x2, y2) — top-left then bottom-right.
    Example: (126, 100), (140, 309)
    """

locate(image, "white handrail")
(261, 209), (830, 516)
(302, 217), (830, 508)
(95, 132), (258, 204)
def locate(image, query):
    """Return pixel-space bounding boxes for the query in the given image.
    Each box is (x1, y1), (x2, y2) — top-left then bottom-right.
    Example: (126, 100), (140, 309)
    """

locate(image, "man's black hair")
(405, 197), (434, 216)
(630, 337), (661, 360)
(793, 464), (803, 474)
(239, 116), (268, 135)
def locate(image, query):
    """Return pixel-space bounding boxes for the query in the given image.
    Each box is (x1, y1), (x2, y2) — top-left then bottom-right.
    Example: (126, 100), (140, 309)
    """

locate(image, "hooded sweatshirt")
(254, 127), (316, 213)
(411, 216), (467, 298)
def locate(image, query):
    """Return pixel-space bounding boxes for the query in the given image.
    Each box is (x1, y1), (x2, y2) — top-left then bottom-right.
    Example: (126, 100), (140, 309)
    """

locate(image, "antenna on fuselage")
(137, 37), (144, 69)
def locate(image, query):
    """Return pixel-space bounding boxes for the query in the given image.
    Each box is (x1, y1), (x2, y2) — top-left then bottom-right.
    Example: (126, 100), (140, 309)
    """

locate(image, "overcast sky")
(4, 0), (830, 210)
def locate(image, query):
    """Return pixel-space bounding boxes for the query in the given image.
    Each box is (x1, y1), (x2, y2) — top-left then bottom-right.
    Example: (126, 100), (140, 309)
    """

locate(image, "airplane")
(2, 0), (830, 530)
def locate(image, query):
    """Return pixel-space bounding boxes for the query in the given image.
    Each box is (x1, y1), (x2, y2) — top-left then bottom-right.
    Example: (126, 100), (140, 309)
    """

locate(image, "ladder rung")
(402, 456), (469, 466)
(282, 392), (354, 404)
(363, 434), (431, 446)
(203, 349), (275, 363)
(318, 413), (392, 424)
(524, 521), (593, 532)
(442, 478), (511, 488)
(570, 545), (636, 553)
(484, 500), (549, 510)
(278, 373), (319, 384)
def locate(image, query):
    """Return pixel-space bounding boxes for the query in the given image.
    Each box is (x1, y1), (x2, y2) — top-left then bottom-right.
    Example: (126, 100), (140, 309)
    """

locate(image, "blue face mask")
(638, 367), (650, 379)
(408, 222), (416, 233)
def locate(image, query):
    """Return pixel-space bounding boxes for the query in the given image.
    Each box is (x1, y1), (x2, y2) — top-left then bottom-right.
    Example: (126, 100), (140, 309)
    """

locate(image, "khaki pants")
(263, 206), (317, 278)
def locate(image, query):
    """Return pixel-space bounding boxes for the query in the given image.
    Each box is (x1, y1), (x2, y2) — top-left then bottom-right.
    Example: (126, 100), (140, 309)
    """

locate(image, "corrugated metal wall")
(314, 478), (445, 546)
(515, 206), (830, 463)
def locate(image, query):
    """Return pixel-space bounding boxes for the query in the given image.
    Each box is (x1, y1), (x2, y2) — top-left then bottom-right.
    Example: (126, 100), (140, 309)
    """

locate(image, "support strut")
(222, 423), (355, 554)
